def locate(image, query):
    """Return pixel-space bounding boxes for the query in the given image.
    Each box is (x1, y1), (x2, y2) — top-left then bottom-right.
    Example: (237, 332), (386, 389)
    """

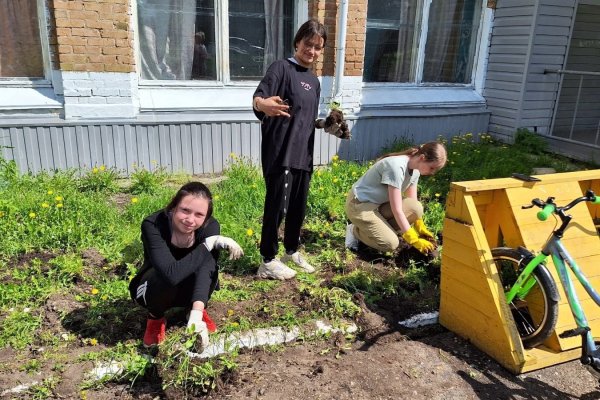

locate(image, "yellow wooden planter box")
(439, 170), (600, 373)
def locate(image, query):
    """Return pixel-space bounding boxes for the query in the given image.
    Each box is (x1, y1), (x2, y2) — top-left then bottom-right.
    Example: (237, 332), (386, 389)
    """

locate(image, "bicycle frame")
(506, 222), (600, 368)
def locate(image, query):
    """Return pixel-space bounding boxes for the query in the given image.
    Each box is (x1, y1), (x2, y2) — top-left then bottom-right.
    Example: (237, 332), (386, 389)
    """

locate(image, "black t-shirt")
(253, 59), (321, 176)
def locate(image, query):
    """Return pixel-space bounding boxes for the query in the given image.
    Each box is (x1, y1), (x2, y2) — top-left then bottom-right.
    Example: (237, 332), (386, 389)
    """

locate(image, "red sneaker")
(143, 317), (166, 347)
(203, 309), (217, 333)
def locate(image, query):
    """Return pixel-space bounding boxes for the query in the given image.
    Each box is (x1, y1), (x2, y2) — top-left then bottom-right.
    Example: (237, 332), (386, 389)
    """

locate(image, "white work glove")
(204, 235), (244, 260)
(187, 309), (209, 350)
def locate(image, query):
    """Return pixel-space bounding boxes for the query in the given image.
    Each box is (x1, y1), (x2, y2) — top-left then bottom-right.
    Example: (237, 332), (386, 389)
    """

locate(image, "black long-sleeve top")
(253, 59), (321, 176)
(129, 210), (220, 303)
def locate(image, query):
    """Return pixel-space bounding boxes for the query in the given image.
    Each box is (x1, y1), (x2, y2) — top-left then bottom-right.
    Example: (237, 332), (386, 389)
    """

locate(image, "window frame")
(363, 0), (486, 88)
(361, 0), (491, 111)
(135, 0), (307, 113)
(0, 0), (54, 87)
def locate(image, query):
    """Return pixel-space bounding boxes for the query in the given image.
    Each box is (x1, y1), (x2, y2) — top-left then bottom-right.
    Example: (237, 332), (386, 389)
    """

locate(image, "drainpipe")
(333, 0), (349, 102)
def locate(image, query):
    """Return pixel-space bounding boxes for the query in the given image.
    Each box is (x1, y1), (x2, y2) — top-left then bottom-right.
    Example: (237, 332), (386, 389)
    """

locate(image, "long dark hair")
(294, 19), (327, 49)
(379, 141), (447, 165)
(165, 181), (213, 220)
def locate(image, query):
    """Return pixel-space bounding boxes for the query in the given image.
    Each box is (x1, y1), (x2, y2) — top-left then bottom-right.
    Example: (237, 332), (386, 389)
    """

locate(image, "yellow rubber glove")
(402, 227), (435, 254)
(414, 219), (434, 239)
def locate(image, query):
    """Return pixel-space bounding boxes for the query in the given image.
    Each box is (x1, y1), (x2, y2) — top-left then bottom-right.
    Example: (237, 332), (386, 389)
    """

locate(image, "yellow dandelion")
(319, 233), (324, 238)
(89, 338), (98, 346)
(99, 165), (106, 171)
(91, 288), (99, 295)
(435, 193), (441, 198)
(131, 197), (139, 204)
(229, 152), (238, 159)
(332, 155), (339, 161)
(333, 162), (338, 168)
(55, 196), (63, 202)
(56, 203), (63, 208)
(101, 295), (108, 301)
(246, 228), (254, 236)
(352, 171), (357, 176)
(214, 195), (220, 201)
(333, 178), (339, 183)
(92, 167), (99, 173)
(29, 212), (36, 218)
(231, 322), (239, 327)
(227, 309), (234, 317)
(41, 202), (50, 208)
(47, 190), (54, 195)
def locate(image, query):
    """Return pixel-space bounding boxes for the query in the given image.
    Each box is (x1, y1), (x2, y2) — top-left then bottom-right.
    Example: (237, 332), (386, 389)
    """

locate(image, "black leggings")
(259, 167), (311, 260)
(133, 257), (218, 318)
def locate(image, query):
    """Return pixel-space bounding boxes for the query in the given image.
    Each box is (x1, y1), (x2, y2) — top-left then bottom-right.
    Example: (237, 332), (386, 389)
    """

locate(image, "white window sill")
(0, 86), (62, 111)
(138, 84), (258, 113)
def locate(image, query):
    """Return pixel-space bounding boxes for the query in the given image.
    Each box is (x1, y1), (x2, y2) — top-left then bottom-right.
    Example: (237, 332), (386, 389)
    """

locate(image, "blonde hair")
(378, 141), (447, 167)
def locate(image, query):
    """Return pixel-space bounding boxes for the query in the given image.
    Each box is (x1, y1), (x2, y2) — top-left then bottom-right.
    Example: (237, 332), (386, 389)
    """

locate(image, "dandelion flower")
(231, 322), (239, 327)
(332, 155), (339, 161)
(55, 196), (63, 202)
(435, 193), (441, 198)
(92, 167), (99, 173)
(131, 197), (139, 204)
(99, 165), (106, 171)
(229, 152), (238, 159)
(101, 295), (108, 301)
(89, 338), (98, 346)
(333, 162), (338, 168)
(91, 288), (99, 295)
(56, 203), (63, 208)
(41, 202), (49, 208)
(319, 233), (324, 238)
(29, 212), (36, 218)
(246, 228), (254, 236)
(227, 309), (234, 317)
(214, 195), (220, 201)
(47, 190), (54, 195)
(333, 178), (339, 183)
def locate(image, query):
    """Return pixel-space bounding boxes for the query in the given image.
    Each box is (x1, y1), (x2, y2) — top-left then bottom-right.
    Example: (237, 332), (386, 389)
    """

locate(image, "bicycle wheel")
(492, 247), (559, 349)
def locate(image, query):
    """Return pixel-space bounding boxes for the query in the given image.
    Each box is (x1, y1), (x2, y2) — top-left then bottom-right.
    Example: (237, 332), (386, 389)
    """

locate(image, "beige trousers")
(345, 190), (423, 252)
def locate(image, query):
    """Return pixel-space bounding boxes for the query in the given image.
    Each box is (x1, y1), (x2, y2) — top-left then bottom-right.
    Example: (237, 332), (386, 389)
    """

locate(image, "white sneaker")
(257, 259), (297, 280)
(345, 224), (359, 251)
(282, 251), (315, 273)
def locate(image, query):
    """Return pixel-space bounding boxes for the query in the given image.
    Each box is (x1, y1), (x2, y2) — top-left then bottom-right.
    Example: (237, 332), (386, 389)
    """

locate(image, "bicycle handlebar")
(537, 204), (555, 221)
(527, 190), (599, 222)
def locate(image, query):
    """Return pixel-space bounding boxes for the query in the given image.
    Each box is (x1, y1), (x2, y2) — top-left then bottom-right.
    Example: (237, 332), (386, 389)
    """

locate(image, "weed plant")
(0, 133), (593, 396)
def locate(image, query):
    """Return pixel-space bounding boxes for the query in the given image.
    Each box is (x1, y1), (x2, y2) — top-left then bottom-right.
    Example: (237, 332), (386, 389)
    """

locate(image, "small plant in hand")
(0, 133), (593, 397)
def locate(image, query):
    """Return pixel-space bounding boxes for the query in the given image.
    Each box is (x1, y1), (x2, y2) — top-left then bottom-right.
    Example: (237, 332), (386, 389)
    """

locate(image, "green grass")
(0, 130), (594, 396)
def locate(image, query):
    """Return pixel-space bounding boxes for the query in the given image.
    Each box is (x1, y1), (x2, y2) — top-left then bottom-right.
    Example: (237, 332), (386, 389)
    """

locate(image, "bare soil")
(1, 248), (600, 399)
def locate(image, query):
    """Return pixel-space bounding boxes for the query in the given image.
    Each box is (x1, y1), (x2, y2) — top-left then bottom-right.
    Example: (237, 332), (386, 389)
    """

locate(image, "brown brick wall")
(51, 0), (134, 72)
(308, 0), (367, 77)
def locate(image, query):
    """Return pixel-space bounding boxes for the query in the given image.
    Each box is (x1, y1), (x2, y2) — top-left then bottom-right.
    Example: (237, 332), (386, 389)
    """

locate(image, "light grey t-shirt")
(352, 155), (420, 204)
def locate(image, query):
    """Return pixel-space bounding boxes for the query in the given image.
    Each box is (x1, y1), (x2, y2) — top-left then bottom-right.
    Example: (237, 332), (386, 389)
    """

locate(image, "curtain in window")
(423, 0), (480, 83)
(138, 0), (196, 80)
(0, 0), (44, 78)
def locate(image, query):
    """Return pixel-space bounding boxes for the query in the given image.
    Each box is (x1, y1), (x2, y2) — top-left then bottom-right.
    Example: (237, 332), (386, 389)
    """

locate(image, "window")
(137, 0), (295, 82)
(0, 0), (44, 78)
(363, 0), (482, 84)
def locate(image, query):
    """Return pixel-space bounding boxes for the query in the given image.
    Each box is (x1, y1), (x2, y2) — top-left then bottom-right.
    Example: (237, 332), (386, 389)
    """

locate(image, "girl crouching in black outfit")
(129, 182), (243, 347)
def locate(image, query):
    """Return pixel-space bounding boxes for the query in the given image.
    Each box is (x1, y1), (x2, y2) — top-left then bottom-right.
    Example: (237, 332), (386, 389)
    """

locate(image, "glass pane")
(0, 0), (44, 78)
(363, 0), (420, 83)
(138, 0), (216, 80)
(229, 0), (295, 81)
(423, 0), (482, 83)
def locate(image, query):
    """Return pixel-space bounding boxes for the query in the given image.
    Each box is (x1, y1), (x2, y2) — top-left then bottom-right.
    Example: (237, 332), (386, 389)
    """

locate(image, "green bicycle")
(491, 189), (600, 374)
